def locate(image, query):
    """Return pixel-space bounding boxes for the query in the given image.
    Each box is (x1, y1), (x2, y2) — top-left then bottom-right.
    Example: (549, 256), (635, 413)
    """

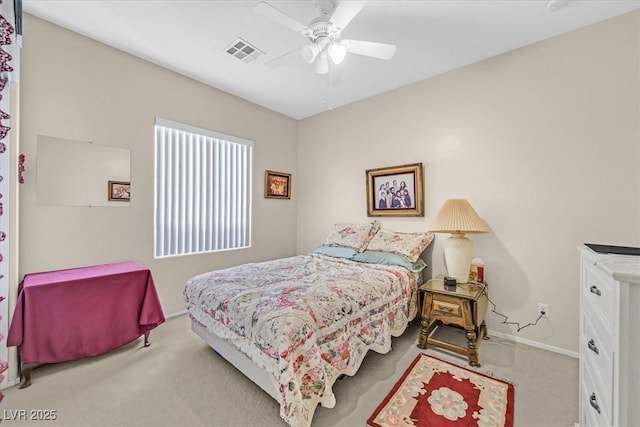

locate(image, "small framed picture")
(265, 170), (291, 199)
(108, 180), (131, 201)
(366, 163), (424, 217)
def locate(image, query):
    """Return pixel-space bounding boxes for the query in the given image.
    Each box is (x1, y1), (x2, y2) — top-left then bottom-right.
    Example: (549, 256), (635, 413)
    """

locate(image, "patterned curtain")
(0, 0), (17, 401)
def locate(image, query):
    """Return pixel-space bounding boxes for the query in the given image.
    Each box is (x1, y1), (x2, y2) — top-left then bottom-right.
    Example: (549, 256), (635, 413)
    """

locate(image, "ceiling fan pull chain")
(320, 72), (327, 106)
(330, 65), (335, 111)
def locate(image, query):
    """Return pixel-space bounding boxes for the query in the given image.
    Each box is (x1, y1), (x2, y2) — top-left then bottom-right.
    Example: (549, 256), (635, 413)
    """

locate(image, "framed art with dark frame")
(108, 180), (131, 202)
(366, 162), (424, 217)
(265, 170), (291, 199)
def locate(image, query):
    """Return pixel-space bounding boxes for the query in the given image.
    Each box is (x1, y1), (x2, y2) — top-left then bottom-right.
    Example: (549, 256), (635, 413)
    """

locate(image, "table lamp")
(428, 199), (489, 284)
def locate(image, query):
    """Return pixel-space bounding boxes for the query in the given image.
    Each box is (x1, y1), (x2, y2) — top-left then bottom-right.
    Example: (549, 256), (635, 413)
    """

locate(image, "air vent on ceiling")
(225, 38), (264, 64)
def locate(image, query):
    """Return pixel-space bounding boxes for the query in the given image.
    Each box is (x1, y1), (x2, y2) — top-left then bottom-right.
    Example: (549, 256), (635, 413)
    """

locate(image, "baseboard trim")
(487, 329), (579, 359)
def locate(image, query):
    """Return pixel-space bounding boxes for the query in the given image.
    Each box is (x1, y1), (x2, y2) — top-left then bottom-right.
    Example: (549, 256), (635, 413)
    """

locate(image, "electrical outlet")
(538, 303), (549, 318)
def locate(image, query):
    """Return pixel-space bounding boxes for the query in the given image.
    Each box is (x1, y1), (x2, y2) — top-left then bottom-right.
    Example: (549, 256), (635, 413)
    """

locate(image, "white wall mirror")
(36, 135), (131, 207)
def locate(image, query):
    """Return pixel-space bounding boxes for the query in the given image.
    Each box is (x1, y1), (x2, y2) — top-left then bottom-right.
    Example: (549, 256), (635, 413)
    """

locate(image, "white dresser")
(578, 245), (640, 427)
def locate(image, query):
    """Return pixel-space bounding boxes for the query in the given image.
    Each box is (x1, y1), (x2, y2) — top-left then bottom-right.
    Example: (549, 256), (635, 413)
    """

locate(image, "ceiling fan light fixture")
(547, 0), (570, 11)
(301, 43), (320, 63)
(254, 1), (396, 74)
(314, 53), (329, 74)
(327, 42), (346, 64)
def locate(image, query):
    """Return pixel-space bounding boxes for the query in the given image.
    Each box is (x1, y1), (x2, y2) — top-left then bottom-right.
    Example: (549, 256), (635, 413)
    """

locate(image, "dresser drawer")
(581, 314), (613, 402)
(578, 247), (639, 427)
(582, 262), (615, 333)
(432, 300), (462, 317)
(423, 293), (469, 328)
(581, 364), (612, 426)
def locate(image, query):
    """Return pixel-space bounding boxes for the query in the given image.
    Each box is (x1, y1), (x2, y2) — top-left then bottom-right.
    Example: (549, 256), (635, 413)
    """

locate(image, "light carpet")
(0, 314), (577, 426)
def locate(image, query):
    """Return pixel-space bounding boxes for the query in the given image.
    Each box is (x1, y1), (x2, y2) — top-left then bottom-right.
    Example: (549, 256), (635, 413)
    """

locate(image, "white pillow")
(322, 222), (381, 252)
(365, 229), (435, 262)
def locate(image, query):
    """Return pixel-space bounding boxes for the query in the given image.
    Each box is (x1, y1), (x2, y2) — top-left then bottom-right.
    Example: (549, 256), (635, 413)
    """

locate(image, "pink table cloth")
(7, 261), (165, 364)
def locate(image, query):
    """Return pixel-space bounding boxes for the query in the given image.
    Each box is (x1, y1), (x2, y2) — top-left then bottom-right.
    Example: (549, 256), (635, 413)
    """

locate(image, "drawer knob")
(589, 393), (601, 414)
(590, 285), (601, 296)
(587, 339), (599, 355)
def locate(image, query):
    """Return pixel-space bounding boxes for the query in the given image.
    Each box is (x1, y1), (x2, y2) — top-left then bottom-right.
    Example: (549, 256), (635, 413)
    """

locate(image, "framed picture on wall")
(108, 181), (131, 202)
(265, 170), (291, 199)
(366, 163), (424, 217)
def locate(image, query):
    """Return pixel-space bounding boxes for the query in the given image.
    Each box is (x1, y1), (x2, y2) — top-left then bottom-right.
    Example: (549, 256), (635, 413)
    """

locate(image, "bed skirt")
(191, 320), (280, 401)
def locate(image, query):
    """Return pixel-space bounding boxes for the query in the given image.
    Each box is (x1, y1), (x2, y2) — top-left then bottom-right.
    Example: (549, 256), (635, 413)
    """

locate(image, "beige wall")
(19, 14), (299, 318)
(16, 10), (640, 361)
(297, 11), (640, 353)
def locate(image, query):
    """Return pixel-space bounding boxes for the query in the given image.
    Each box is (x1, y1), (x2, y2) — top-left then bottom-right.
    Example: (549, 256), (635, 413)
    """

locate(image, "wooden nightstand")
(417, 277), (489, 367)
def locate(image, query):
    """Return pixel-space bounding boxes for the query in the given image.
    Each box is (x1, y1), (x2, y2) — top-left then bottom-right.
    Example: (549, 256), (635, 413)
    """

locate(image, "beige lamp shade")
(428, 199), (489, 284)
(428, 199), (489, 234)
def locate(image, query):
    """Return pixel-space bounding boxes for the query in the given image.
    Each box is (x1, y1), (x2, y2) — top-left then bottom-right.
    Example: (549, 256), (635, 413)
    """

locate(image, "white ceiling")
(23, 0), (639, 120)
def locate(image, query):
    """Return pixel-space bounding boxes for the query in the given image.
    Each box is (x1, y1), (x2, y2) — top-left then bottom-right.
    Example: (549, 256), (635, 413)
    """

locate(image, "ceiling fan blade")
(342, 39), (396, 60)
(254, 2), (310, 35)
(330, 1), (368, 31)
(264, 48), (301, 68)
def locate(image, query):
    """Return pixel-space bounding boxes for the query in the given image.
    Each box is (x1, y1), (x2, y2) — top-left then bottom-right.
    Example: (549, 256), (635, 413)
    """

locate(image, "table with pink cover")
(7, 261), (165, 387)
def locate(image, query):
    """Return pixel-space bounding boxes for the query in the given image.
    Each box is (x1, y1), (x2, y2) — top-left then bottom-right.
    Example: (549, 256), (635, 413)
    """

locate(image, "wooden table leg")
(417, 317), (431, 349)
(466, 327), (480, 367)
(19, 363), (33, 389)
(480, 322), (488, 340)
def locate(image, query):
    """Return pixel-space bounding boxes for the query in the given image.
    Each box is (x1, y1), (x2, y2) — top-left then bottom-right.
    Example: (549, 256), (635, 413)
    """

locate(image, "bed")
(184, 223), (434, 427)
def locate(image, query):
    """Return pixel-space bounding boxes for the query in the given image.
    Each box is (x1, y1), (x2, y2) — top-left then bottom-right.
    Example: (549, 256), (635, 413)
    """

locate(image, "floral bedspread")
(184, 253), (419, 427)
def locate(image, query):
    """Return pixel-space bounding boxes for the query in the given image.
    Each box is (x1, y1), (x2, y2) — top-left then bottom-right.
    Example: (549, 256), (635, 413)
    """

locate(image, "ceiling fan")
(254, 0), (397, 74)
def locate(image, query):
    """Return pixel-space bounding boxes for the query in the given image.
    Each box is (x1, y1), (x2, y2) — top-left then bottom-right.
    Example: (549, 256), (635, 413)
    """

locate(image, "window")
(154, 118), (253, 258)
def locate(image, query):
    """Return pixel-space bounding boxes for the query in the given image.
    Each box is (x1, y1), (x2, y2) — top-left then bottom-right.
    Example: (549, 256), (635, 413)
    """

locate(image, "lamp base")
(443, 233), (474, 284)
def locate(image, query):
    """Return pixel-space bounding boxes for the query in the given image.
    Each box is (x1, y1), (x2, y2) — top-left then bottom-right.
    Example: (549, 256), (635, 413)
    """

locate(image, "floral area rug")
(367, 354), (514, 427)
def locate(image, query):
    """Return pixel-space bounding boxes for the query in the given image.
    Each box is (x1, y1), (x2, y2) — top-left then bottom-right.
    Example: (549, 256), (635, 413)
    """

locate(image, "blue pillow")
(314, 246), (358, 259)
(352, 250), (427, 273)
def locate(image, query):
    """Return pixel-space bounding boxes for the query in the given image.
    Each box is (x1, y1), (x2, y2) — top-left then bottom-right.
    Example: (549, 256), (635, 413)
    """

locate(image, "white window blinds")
(154, 118), (253, 258)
